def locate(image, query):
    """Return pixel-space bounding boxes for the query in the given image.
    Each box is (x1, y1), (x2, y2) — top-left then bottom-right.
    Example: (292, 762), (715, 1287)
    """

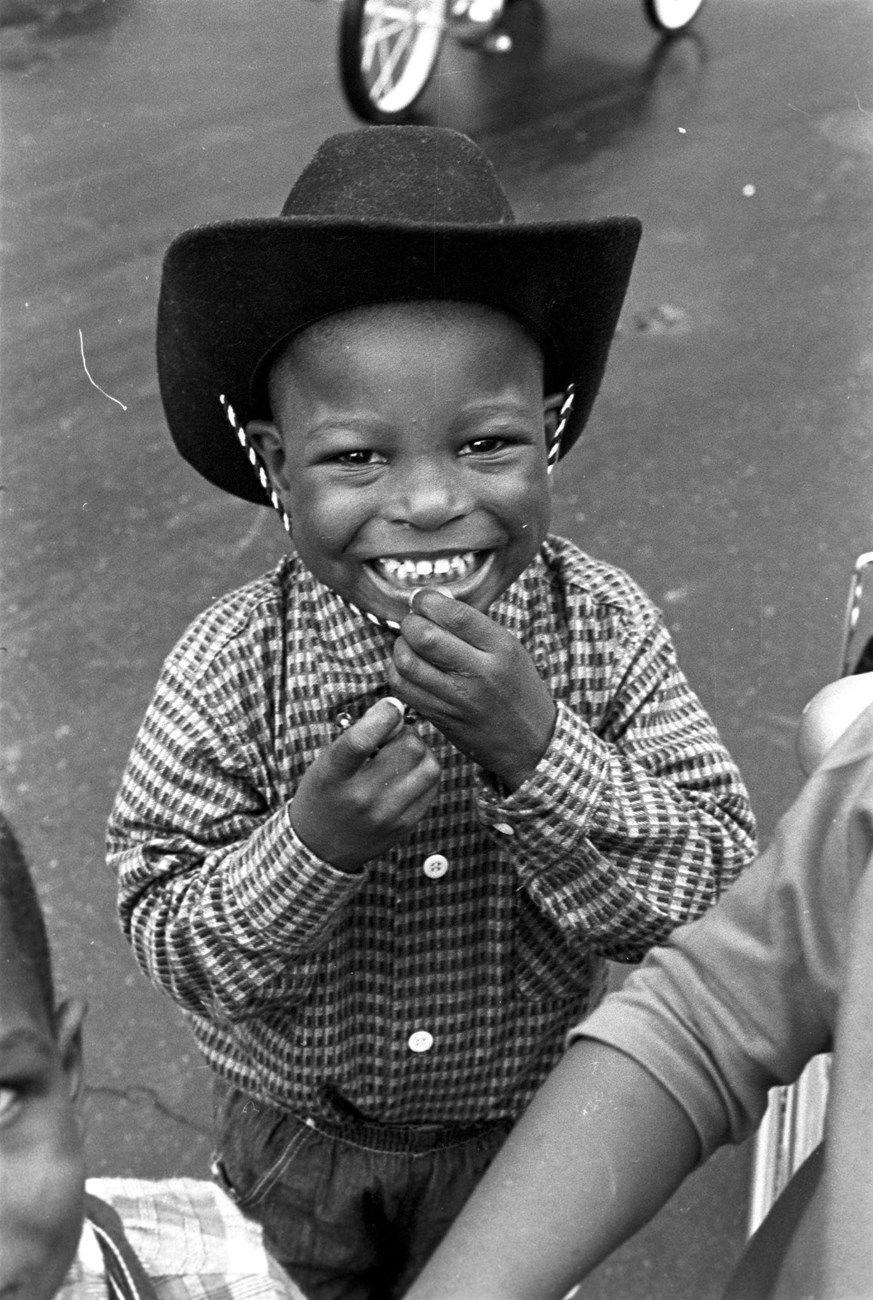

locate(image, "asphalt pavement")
(2, 0), (872, 1295)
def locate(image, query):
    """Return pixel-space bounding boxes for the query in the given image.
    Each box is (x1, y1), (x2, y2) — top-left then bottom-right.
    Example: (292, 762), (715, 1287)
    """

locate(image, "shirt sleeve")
(475, 610), (757, 960)
(108, 640), (367, 1024)
(569, 722), (873, 1158)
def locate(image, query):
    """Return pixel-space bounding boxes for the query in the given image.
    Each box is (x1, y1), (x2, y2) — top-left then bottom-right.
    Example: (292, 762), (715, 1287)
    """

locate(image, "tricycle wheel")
(643, 0), (705, 33)
(339, 0), (448, 123)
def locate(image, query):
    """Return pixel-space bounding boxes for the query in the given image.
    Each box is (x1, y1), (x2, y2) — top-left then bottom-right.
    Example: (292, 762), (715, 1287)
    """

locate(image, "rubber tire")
(643, 0), (705, 34)
(339, 0), (447, 124)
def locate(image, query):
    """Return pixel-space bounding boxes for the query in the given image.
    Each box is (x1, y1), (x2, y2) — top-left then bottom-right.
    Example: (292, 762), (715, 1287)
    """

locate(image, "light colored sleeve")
(573, 717), (873, 1158)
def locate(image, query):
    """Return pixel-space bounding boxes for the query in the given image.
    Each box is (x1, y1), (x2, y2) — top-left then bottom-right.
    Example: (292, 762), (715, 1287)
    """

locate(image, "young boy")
(107, 126), (756, 1299)
(404, 675), (873, 1300)
(0, 814), (304, 1300)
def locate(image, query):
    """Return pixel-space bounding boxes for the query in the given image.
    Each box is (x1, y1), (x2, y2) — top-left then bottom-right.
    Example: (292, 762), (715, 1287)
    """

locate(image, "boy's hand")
(290, 698), (441, 873)
(389, 590), (557, 792)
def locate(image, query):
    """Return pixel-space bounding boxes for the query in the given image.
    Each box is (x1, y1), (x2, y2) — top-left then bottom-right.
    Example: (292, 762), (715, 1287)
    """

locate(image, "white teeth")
(374, 552), (481, 589)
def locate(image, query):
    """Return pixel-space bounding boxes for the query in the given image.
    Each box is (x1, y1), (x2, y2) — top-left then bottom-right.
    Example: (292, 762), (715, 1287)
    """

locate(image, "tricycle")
(338, 0), (706, 123)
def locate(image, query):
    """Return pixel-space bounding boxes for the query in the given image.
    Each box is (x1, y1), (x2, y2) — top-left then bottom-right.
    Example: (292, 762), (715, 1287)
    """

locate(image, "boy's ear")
(54, 996), (87, 1103)
(543, 394), (561, 460)
(245, 419), (291, 494)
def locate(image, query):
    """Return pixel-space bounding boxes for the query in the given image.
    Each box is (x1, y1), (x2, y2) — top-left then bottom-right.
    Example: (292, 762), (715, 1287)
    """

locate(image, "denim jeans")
(211, 1080), (512, 1300)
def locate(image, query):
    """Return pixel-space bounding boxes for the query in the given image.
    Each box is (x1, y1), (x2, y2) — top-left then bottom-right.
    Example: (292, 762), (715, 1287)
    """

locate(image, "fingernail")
(383, 696), (405, 721)
(409, 585), (456, 611)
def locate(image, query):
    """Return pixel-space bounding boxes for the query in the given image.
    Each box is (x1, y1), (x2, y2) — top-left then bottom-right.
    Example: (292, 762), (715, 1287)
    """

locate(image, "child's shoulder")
(168, 555), (303, 671)
(542, 535), (662, 624)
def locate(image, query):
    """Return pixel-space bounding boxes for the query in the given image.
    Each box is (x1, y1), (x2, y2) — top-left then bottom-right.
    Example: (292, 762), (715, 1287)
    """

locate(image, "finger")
(406, 587), (501, 652)
(369, 747), (442, 820)
(367, 723), (433, 775)
(393, 776), (441, 830)
(380, 696), (406, 740)
(328, 697), (406, 777)
(408, 584), (455, 609)
(389, 644), (474, 721)
(397, 617), (482, 675)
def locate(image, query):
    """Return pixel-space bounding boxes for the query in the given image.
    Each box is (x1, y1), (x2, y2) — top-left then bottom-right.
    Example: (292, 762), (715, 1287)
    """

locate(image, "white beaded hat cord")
(220, 383), (574, 631)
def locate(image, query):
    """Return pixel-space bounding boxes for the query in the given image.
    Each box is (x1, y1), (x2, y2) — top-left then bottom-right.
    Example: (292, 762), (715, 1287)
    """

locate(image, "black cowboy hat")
(157, 126), (641, 506)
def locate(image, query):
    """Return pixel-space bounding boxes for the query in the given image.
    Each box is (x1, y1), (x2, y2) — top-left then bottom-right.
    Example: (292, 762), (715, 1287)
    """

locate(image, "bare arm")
(404, 1040), (700, 1300)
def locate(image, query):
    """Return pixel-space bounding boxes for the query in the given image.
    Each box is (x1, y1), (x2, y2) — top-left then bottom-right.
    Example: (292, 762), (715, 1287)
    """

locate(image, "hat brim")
(157, 215), (641, 505)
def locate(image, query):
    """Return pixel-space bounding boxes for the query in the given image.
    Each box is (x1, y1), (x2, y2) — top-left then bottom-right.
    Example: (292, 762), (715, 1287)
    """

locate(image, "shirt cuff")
(223, 804), (368, 952)
(474, 702), (609, 862)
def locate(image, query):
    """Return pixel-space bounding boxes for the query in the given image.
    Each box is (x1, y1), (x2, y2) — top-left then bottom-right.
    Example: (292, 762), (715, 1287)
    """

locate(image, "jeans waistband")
(300, 1112), (512, 1155)
(214, 1075), (513, 1155)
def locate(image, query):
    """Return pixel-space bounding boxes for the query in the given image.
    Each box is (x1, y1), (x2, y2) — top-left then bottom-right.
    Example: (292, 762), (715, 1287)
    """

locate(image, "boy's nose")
(389, 463), (470, 531)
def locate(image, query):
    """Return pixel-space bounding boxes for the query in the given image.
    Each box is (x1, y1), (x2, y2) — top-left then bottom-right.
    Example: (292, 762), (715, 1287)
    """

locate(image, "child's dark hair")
(0, 814), (55, 1020)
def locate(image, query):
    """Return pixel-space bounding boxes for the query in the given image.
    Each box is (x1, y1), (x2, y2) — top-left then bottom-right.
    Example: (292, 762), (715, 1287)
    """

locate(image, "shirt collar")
(292, 550), (551, 666)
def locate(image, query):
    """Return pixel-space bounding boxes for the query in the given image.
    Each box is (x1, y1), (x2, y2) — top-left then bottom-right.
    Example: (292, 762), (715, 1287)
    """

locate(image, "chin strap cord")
(221, 394), (399, 631)
(547, 383), (574, 473)
(220, 384), (574, 632)
(220, 395), (293, 536)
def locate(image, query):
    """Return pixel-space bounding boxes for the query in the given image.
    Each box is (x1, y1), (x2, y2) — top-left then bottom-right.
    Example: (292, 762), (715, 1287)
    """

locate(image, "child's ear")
(543, 404), (558, 445)
(54, 996), (87, 1103)
(245, 419), (291, 494)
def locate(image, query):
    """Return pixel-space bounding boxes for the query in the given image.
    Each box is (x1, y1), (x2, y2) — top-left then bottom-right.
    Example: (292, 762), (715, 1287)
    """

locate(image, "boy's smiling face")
(0, 915), (86, 1300)
(247, 301), (553, 625)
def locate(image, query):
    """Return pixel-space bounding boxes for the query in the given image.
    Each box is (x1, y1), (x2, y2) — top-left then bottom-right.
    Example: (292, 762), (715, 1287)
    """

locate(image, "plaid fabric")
(57, 1179), (304, 1299)
(108, 536), (756, 1127)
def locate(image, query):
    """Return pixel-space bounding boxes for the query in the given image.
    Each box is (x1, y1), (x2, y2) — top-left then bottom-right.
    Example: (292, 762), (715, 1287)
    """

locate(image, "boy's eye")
(0, 1083), (23, 1125)
(461, 436), (511, 456)
(332, 449), (386, 468)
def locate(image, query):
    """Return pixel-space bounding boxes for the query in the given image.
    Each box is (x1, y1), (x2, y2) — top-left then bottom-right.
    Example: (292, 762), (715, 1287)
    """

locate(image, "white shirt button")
(408, 1030), (434, 1053)
(422, 853), (449, 879)
(493, 822), (515, 837)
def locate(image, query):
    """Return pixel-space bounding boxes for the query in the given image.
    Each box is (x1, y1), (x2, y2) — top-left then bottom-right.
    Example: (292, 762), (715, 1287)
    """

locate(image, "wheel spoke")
(370, 20), (415, 99)
(362, 15), (408, 70)
(363, 0), (444, 31)
(361, 0), (422, 73)
(343, 0), (446, 119)
(364, 1), (425, 21)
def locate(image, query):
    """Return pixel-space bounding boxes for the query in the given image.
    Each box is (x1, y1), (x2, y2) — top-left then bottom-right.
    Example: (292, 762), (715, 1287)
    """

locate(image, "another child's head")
(0, 815), (87, 1300)
(156, 127), (641, 621)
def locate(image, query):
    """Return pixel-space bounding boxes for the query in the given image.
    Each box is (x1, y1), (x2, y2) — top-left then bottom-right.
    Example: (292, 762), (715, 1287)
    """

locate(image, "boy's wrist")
(288, 806), (368, 874)
(486, 702), (557, 792)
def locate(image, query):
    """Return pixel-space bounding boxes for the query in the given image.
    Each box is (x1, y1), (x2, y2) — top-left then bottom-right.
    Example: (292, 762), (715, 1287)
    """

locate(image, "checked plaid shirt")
(108, 535), (756, 1129)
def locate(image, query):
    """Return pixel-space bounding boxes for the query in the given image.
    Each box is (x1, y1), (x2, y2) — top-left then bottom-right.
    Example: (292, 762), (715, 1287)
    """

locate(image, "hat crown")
(280, 127), (516, 226)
